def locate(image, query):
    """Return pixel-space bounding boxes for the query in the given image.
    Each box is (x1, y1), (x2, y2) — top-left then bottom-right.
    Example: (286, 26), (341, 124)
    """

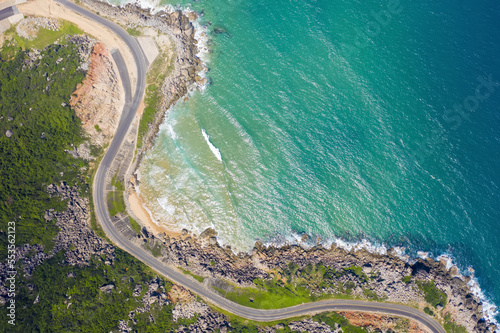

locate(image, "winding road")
(57, 1), (446, 332)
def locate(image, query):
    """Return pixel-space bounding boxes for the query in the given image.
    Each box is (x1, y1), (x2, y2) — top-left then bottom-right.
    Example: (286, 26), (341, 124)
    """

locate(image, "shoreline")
(128, 189), (182, 237)
(2, 2), (463, 332)
(79, 0), (208, 157)
(74, 1), (499, 331)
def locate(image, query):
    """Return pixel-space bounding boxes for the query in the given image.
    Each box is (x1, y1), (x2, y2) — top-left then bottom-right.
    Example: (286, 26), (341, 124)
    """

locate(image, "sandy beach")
(128, 190), (181, 237)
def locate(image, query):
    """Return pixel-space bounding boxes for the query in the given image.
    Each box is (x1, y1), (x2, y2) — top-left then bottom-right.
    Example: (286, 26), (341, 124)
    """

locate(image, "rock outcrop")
(48, 182), (115, 266)
(15, 16), (59, 40)
(80, 0), (207, 156)
(70, 42), (124, 146)
(0, 182), (115, 305)
(128, 226), (495, 333)
(339, 312), (426, 333)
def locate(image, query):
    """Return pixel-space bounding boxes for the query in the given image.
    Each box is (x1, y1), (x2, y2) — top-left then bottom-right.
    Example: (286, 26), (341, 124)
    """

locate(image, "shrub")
(417, 280), (447, 308)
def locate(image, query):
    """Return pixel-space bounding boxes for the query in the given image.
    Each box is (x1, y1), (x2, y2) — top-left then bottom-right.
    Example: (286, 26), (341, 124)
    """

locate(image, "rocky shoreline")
(77, 1), (500, 332)
(127, 225), (497, 332)
(80, 0), (208, 161)
(22, 1), (496, 331)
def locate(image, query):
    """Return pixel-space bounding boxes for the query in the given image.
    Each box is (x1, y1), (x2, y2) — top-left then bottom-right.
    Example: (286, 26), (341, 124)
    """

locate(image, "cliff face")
(80, 0), (208, 155)
(339, 312), (426, 333)
(70, 42), (124, 146)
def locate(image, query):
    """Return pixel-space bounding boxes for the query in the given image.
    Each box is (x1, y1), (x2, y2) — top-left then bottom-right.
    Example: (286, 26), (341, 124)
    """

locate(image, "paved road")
(56, 1), (446, 332)
(0, 6), (15, 21)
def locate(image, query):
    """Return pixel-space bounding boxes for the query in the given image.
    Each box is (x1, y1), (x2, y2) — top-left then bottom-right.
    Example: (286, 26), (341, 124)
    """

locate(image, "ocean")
(115, 0), (500, 322)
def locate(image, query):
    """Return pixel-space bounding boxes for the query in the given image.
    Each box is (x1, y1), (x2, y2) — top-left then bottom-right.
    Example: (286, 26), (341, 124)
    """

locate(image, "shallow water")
(116, 0), (500, 321)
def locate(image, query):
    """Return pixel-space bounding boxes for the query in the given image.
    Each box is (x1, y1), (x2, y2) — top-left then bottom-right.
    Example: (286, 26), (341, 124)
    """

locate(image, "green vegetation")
(443, 313), (467, 333)
(132, 304), (198, 332)
(129, 216), (142, 234)
(394, 318), (413, 332)
(107, 173), (126, 216)
(126, 27), (142, 37)
(145, 240), (163, 258)
(363, 288), (383, 300)
(0, 248), (200, 332)
(137, 83), (161, 149)
(402, 275), (412, 284)
(342, 265), (369, 283)
(313, 312), (369, 333)
(147, 50), (175, 85)
(0, 34), (198, 332)
(94, 124), (102, 132)
(424, 306), (435, 316)
(137, 46), (176, 150)
(212, 263), (383, 310)
(213, 275), (331, 309)
(209, 304), (309, 332)
(0, 41), (86, 253)
(417, 280), (448, 308)
(180, 267), (205, 283)
(4, 20), (84, 51)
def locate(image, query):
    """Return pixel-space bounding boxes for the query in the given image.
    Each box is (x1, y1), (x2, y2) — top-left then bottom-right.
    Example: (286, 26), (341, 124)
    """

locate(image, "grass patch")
(443, 313), (467, 333)
(213, 276), (334, 310)
(126, 27), (142, 37)
(107, 173), (126, 216)
(211, 262), (384, 310)
(129, 217), (142, 234)
(136, 46), (176, 150)
(137, 84), (161, 149)
(402, 275), (412, 284)
(417, 280), (448, 308)
(179, 267), (205, 283)
(107, 190), (125, 217)
(6, 20), (84, 50)
(313, 312), (369, 332)
(147, 49), (175, 85)
(145, 241), (162, 258)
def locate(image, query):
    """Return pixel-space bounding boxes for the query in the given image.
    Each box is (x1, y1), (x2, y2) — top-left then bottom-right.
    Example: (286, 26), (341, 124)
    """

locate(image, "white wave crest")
(202, 129), (222, 162)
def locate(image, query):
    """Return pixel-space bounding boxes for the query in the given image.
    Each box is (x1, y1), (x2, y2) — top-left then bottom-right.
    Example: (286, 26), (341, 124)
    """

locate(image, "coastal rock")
(199, 227), (217, 239)
(339, 311), (426, 333)
(79, 0), (208, 157)
(16, 17), (60, 40)
(100, 284), (115, 293)
(70, 42), (124, 147)
(123, 225), (491, 332)
(63, 1), (494, 332)
(0, 182), (116, 304)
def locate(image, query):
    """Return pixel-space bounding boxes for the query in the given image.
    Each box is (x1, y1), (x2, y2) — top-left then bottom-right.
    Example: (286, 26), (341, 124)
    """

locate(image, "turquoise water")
(129, 0), (500, 318)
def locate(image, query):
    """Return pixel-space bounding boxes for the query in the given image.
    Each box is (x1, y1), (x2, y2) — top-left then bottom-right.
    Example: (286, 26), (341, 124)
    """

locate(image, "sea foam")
(202, 129), (222, 162)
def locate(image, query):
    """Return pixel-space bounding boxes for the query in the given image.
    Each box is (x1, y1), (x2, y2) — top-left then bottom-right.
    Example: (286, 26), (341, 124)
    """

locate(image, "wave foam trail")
(202, 129), (222, 162)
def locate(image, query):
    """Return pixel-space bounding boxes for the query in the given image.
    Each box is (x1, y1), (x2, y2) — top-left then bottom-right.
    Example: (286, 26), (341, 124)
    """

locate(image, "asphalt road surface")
(0, 6), (15, 21)
(56, 1), (446, 332)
